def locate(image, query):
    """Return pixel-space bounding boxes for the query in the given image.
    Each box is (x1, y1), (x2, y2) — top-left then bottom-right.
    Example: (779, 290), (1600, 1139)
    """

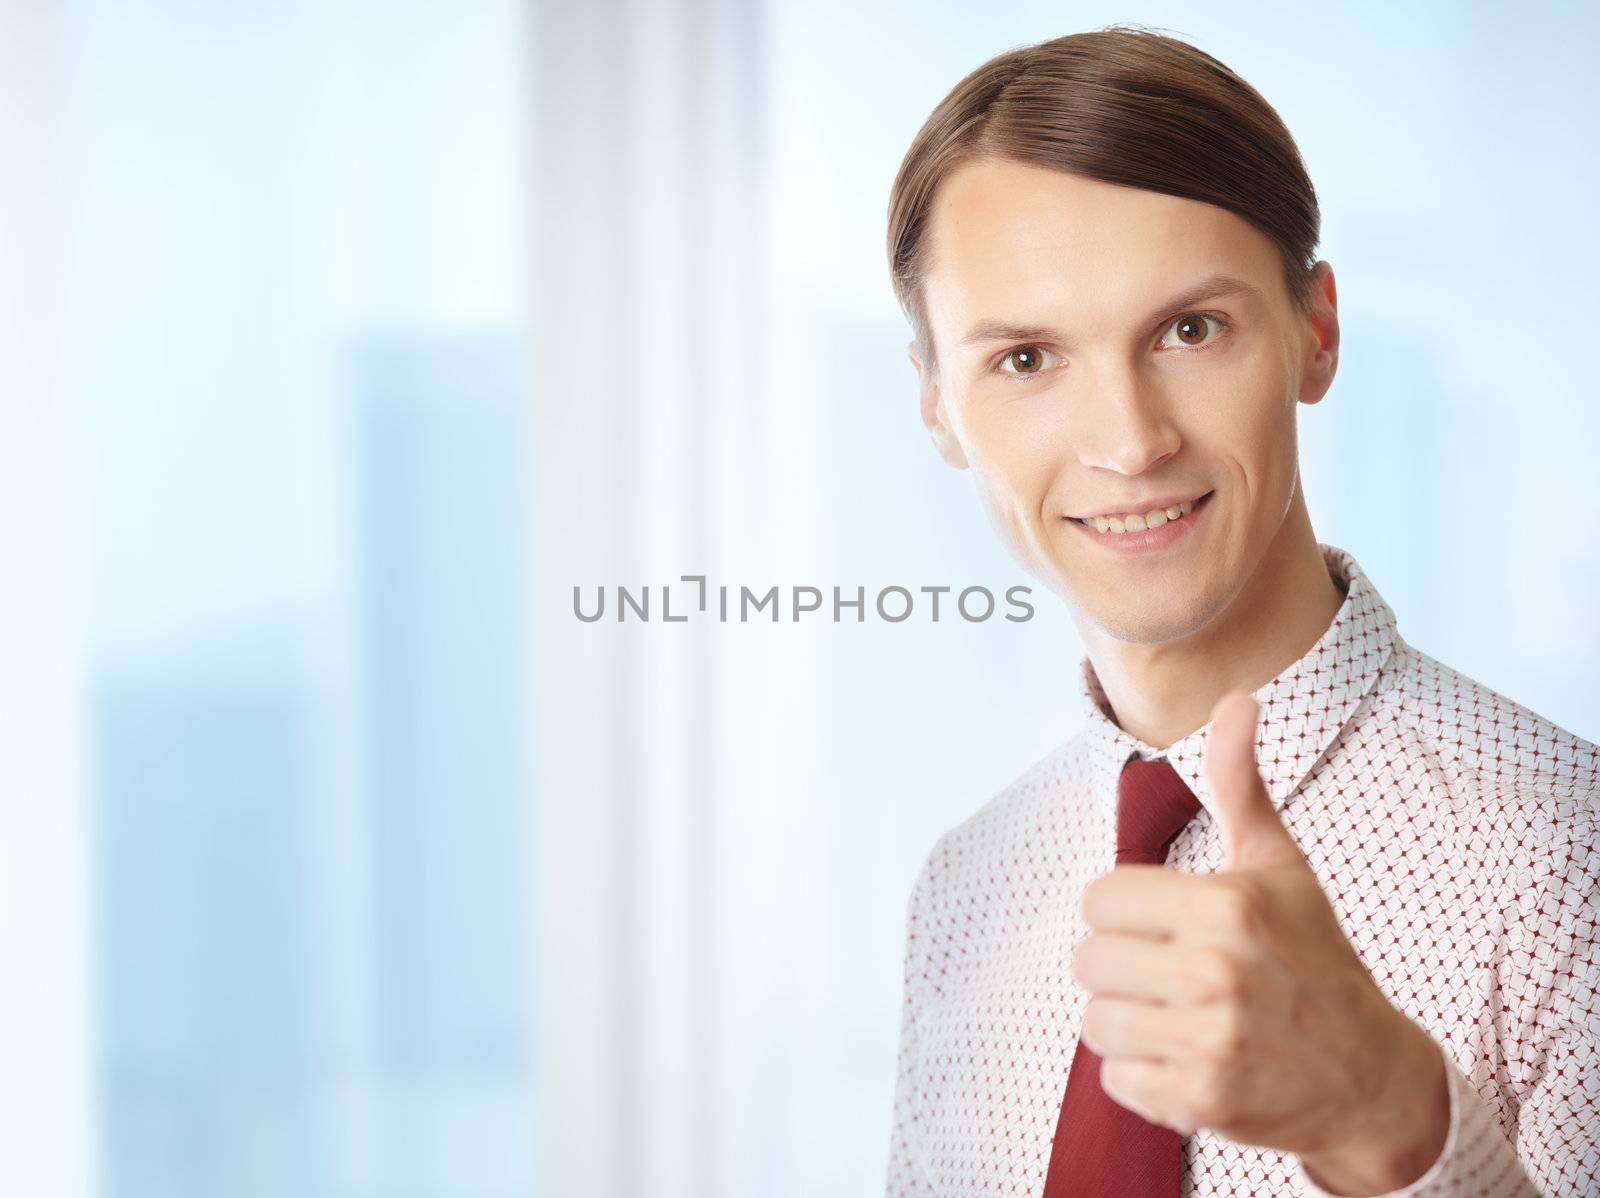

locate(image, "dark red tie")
(1041, 755), (1203, 1197)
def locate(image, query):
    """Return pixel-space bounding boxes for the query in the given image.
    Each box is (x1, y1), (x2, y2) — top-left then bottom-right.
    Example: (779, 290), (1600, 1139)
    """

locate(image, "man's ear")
(1297, 260), (1340, 406)
(908, 340), (969, 470)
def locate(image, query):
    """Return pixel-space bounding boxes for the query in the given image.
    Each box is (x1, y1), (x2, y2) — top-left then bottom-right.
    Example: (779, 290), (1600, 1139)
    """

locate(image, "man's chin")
(1087, 609), (1199, 646)
(1061, 573), (1222, 647)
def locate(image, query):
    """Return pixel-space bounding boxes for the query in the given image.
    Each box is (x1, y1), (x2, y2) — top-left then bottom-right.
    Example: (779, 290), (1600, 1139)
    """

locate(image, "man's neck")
(1080, 489), (1347, 752)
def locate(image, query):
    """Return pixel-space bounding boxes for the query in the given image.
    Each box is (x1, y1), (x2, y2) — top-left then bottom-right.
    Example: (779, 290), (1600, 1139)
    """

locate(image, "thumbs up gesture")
(1070, 692), (1451, 1194)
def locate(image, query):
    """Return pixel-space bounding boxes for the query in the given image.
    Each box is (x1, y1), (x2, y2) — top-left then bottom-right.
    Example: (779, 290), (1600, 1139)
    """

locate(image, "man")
(882, 26), (1597, 1198)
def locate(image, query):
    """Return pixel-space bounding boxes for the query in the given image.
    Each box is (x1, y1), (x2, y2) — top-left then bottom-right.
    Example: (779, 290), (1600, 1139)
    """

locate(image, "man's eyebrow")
(958, 273), (1264, 348)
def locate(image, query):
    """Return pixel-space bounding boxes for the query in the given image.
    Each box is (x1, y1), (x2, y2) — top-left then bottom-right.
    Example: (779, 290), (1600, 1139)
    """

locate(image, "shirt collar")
(1077, 542), (1399, 822)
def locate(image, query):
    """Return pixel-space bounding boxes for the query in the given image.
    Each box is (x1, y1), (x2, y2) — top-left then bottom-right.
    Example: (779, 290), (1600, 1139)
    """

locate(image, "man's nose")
(1073, 369), (1181, 476)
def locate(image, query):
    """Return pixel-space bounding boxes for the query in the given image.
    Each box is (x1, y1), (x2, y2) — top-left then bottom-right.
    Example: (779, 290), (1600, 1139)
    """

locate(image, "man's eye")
(1159, 312), (1227, 349)
(997, 345), (1058, 376)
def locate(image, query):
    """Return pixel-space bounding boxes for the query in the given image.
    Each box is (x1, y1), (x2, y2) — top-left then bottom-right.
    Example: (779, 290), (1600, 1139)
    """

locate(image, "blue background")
(2, 1), (1592, 1196)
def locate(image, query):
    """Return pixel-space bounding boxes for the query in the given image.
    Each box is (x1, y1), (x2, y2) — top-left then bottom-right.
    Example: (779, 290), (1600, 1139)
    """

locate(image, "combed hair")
(886, 25), (1321, 370)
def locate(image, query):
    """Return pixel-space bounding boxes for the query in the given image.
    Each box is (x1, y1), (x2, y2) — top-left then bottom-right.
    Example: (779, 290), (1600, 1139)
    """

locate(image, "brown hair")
(886, 25), (1321, 372)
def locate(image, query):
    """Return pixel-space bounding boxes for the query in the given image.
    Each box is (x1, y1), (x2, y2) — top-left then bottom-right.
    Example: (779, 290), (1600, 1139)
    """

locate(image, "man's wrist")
(1298, 1012), (1450, 1196)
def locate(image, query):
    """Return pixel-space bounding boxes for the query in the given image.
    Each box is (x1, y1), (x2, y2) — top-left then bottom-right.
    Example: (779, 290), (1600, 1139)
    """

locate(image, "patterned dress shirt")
(885, 542), (1599, 1197)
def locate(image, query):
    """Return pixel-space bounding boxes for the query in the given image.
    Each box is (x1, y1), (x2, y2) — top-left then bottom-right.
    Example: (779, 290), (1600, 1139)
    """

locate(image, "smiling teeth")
(1088, 499), (1195, 534)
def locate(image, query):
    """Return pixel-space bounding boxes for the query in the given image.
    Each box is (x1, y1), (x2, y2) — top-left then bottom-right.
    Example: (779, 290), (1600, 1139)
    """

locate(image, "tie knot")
(1116, 756), (1202, 865)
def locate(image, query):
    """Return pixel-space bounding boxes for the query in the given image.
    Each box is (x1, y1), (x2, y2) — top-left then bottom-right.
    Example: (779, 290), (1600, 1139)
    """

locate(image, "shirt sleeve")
(885, 839), (941, 1196)
(1291, 825), (1600, 1198)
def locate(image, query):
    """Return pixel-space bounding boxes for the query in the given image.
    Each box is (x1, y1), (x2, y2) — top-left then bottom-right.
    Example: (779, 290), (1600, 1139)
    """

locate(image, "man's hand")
(1070, 691), (1449, 1195)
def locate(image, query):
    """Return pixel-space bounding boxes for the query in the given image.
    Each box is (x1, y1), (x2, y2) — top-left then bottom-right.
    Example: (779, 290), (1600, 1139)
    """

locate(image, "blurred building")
(92, 333), (533, 1198)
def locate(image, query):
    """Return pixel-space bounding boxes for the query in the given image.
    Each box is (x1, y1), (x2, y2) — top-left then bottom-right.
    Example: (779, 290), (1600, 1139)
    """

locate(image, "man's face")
(912, 155), (1338, 646)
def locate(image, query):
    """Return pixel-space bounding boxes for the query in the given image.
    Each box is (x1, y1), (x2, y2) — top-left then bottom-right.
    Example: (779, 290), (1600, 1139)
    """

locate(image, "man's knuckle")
(1081, 997), (1103, 1040)
(1069, 938), (1092, 984)
(1206, 1005), (1248, 1062)
(1183, 947), (1242, 1003)
(1093, 1000), (1121, 1043)
(1080, 877), (1109, 922)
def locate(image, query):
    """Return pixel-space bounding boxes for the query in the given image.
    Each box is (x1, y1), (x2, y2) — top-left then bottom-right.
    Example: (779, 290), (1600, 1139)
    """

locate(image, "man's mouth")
(1073, 490), (1214, 535)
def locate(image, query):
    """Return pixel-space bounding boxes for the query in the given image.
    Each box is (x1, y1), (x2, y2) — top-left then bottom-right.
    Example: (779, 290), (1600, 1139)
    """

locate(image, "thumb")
(1204, 691), (1304, 873)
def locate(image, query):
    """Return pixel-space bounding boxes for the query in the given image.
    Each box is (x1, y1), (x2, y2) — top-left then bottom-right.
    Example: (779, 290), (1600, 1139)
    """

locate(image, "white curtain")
(529, 1), (801, 1194)
(0, 1), (96, 1192)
